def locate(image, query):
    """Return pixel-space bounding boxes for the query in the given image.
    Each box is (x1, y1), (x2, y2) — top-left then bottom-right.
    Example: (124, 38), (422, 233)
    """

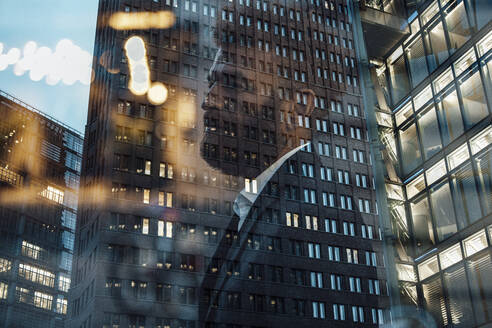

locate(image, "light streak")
(109, 11), (175, 30)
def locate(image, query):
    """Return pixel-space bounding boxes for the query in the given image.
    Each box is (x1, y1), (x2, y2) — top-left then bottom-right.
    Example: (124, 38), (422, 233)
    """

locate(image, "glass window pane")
(470, 126), (492, 155)
(466, 0), (492, 31)
(476, 30), (492, 57)
(418, 105), (442, 159)
(422, 276), (448, 326)
(425, 21), (449, 72)
(447, 143), (470, 170)
(430, 180), (457, 241)
(433, 67), (454, 94)
(388, 49), (411, 104)
(445, 2), (472, 52)
(440, 244), (463, 270)
(426, 160), (447, 185)
(450, 162), (482, 227)
(466, 252), (492, 325)
(443, 263), (474, 326)
(414, 85), (433, 111)
(474, 149), (492, 215)
(419, 255), (439, 280)
(411, 196), (435, 255)
(406, 37), (429, 87)
(453, 48), (476, 77)
(399, 122), (422, 174)
(437, 89), (464, 145)
(459, 71), (488, 130)
(395, 102), (414, 127)
(406, 174), (426, 199)
(463, 230), (488, 257)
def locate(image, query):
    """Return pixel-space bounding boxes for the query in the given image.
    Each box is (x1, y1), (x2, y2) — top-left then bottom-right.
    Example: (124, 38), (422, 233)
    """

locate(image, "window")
(333, 304), (346, 320)
(157, 220), (173, 238)
(312, 301), (326, 319)
(308, 243), (321, 259)
(328, 246), (340, 261)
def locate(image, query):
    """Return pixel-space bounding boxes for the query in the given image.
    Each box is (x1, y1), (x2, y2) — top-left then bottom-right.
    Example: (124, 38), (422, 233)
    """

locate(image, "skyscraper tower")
(354, 0), (492, 326)
(0, 90), (83, 328)
(69, 0), (388, 326)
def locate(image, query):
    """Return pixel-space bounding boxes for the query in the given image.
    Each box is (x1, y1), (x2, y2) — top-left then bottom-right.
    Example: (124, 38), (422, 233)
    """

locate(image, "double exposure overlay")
(0, 0), (490, 327)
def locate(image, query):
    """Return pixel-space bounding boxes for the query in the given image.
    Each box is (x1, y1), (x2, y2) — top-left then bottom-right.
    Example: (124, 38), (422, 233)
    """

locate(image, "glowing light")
(124, 36), (150, 96)
(109, 11), (175, 30)
(148, 82), (168, 105)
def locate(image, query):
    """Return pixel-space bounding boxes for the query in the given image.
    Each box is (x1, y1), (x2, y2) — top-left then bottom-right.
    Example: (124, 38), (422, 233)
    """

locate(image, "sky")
(0, 0), (99, 133)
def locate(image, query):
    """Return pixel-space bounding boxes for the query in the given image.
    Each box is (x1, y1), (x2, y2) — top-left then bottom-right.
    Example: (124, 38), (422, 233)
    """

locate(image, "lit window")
(0, 282), (7, 299)
(142, 218), (149, 234)
(143, 189), (150, 204)
(34, 291), (53, 310)
(0, 258), (12, 273)
(39, 186), (64, 204)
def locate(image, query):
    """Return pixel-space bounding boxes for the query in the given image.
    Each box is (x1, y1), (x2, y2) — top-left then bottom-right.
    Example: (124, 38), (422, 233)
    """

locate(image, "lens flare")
(124, 36), (150, 96)
(109, 11), (175, 30)
(148, 82), (168, 105)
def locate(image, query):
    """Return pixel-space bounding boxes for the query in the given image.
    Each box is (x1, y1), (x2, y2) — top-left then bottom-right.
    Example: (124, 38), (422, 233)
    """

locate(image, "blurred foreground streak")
(0, 90), (83, 327)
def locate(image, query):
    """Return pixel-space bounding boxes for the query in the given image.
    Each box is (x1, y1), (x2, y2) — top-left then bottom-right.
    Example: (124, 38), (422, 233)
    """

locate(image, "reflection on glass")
(474, 149), (492, 215)
(411, 196), (435, 255)
(450, 162), (482, 228)
(430, 180), (457, 241)
(425, 21), (449, 72)
(436, 89), (464, 145)
(418, 105), (442, 159)
(466, 0), (492, 30)
(445, 2), (472, 52)
(426, 159), (447, 185)
(459, 71), (488, 129)
(406, 37), (428, 87)
(399, 122), (422, 174)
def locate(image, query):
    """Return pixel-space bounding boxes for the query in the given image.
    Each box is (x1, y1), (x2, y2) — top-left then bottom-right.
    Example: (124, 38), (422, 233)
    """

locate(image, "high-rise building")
(69, 0), (388, 327)
(0, 90), (83, 328)
(354, 0), (491, 326)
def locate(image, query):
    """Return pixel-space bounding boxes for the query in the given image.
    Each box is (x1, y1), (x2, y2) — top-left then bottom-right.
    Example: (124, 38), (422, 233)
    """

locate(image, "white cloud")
(0, 39), (93, 86)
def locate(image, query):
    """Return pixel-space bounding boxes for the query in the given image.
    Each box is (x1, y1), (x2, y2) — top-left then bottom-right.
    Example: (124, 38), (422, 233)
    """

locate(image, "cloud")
(0, 39), (93, 86)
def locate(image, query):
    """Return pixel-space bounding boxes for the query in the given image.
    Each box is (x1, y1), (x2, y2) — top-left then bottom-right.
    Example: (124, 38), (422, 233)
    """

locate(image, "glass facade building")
(354, 0), (491, 326)
(68, 0), (389, 327)
(0, 90), (83, 328)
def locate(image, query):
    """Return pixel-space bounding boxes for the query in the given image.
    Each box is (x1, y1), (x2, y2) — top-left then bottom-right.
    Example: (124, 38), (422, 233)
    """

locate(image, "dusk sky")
(0, 0), (99, 133)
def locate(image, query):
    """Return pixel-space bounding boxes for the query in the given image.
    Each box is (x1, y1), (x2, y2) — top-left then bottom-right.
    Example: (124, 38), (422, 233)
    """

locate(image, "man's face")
(197, 18), (317, 174)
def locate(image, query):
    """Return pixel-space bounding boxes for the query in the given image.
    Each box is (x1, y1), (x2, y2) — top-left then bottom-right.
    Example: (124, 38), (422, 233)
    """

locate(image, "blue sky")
(0, 0), (99, 133)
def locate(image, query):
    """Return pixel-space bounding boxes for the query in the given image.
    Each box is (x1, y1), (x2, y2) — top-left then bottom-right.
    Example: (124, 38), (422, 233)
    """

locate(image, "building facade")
(354, 0), (492, 326)
(0, 90), (83, 327)
(69, 0), (388, 327)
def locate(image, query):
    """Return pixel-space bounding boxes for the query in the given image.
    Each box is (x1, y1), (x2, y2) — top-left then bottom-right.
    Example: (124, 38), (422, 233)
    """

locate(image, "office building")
(0, 90), (83, 327)
(69, 0), (388, 327)
(353, 0), (491, 326)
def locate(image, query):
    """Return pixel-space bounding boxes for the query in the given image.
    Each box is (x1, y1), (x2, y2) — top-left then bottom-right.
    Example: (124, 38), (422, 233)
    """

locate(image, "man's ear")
(299, 88), (316, 117)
